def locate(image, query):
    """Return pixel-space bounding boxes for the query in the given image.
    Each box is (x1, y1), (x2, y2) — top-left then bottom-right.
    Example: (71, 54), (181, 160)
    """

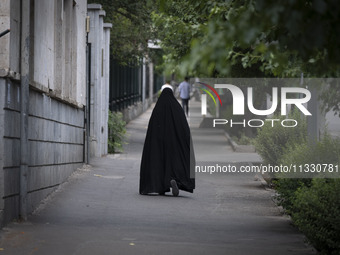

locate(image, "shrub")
(254, 109), (307, 165)
(108, 111), (126, 153)
(275, 135), (340, 212)
(273, 178), (312, 213)
(231, 133), (255, 145)
(220, 105), (251, 138)
(292, 179), (340, 255)
(273, 135), (340, 254)
(279, 134), (340, 169)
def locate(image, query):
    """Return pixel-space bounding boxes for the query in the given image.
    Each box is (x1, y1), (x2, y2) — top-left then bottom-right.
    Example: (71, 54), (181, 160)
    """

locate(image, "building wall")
(102, 24), (112, 155)
(32, 0), (86, 106)
(0, 0), (87, 226)
(1, 80), (84, 224)
(0, 0), (11, 75)
(87, 4), (111, 157)
(0, 79), (7, 223)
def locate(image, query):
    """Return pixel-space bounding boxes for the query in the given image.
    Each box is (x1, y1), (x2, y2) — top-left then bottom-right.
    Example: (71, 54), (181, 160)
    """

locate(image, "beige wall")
(32, 0), (87, 106)
(0, 0), (10, 76)
(0, 0), (87, 106)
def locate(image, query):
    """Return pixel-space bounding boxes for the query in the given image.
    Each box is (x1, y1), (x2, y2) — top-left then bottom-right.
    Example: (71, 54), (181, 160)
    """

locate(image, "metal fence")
(109, 58), (143, 111)
(109, 57), (165, 111)
(154, 74), (164, 95)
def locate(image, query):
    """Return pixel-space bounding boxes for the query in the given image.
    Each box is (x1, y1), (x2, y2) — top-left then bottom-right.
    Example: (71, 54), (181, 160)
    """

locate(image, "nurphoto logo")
(195, 82), (222, 116)
(197, 79), (312, 128)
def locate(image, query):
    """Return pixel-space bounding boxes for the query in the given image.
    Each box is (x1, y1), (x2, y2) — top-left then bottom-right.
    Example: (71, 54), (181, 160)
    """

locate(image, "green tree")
(154, 0), (340, 77)
(88, 0), (157, 65)
(153, 0), (340, 113)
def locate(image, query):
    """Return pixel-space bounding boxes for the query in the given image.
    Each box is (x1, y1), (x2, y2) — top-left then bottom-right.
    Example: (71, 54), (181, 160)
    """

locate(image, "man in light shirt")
(178, 77), (191, 116)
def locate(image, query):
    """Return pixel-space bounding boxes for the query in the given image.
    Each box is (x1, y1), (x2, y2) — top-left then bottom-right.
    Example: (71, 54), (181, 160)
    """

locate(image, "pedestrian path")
(0, 98), (316, 255)
(188, 99), (262, 164)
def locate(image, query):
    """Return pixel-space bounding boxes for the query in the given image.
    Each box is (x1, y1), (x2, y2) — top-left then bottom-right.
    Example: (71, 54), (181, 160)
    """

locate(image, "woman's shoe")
(170, 180), (179, 197)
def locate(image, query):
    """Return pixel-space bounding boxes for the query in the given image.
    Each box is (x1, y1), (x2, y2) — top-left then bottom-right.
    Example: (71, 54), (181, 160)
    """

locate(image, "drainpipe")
(20, 0), (31, 221)
(85, 15), (91, 164)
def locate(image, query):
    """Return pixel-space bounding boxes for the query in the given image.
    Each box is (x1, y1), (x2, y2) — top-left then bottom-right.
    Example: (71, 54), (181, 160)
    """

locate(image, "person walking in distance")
(178, 77), (191, 117)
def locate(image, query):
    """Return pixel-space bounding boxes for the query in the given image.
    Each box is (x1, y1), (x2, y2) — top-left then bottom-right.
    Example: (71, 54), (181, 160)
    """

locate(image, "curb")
(249, 162), (269, 187)
(224, 132), (238, 151)
(224, 132), (256, 153)
(223, 133), (268, 186)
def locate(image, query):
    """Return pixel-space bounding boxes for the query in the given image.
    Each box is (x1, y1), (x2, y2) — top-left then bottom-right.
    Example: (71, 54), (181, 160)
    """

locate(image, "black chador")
(139, 86), (195, 196)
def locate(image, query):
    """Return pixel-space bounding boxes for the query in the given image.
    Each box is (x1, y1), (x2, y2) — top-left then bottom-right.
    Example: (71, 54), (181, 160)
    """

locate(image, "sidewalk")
(188, 99), (262, 164)
(0, 98), (316, 255)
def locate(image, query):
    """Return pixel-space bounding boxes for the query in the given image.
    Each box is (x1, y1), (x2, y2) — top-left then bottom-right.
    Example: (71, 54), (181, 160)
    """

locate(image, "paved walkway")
(0, 99), (316, 254)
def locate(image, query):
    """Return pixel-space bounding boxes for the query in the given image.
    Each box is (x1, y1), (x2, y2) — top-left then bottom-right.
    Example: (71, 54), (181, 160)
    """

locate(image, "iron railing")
(109, 58), (143, 111)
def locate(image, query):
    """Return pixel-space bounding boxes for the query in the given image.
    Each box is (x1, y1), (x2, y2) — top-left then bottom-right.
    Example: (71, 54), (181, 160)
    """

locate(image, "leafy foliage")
(273, 178), (312, 213)
(231, 133), (255, 145)
(88, 0), (156, 65)
(274, 135), (340, 210)
(254, 109), (307, 165)
(108, 111), (126, 153)
(320, 79), (340, 117)
(271, 135), (340, 254)
(151, 0), (208, 75)
(153, 0), (340, 115)
(279, 134), (340, 169)
(154, 0), (340, 77)
(292, 179), (340, 255)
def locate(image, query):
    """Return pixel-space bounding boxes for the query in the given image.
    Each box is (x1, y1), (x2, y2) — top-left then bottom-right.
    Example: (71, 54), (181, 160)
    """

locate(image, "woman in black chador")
(139, 83), (195, 196)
